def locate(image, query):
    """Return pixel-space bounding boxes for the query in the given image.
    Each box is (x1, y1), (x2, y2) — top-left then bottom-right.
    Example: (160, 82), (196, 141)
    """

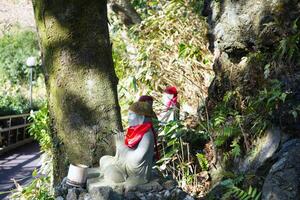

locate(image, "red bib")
(125, 122), (160, 160)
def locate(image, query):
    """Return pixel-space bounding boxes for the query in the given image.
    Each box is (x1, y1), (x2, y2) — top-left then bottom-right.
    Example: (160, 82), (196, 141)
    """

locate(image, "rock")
(202, 181), (226, 200)
(146, 192), (156, 200)
(89, 186), (112, 200)
(135, 191), (146, 200)
(262, 139), (300, 200)
(203, 0), (300, 136)
(154, 193), (162, 200)
(55, 177), (70, 197)
(124, 191), (136, 200)
(209, 162), (225, 186)
(78, 192), (91, 200)
(56, 196), (64, 200)
(169, 188), (187, 200)
(163, 190), (171, 199)
(183, 195), (194, 200)
(136, 180), (163, 192)
(66, 189), (78, 200)
(162, 180), (177, 190)
(239, 128), (281, 173)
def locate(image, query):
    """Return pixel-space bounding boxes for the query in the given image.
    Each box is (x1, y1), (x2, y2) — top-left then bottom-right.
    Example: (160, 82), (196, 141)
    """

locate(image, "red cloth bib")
(125, 122), (160, 160)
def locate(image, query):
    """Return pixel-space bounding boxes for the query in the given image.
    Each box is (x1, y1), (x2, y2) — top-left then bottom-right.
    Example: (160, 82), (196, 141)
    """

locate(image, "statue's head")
(138, 95), (154, 107)
(128, 102), (156, 126)
(163, 86), (177, 105)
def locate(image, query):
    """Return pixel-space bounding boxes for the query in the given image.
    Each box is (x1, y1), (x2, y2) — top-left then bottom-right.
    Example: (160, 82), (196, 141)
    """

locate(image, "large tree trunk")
(32, 0), (122, 184)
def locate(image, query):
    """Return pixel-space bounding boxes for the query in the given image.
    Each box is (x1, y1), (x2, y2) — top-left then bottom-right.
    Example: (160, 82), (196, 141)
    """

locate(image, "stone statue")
(89, 101), (159, 190)
(138, 95), (154, 107)
(159, 86), (180, 122)
(138, 95), (158, 121)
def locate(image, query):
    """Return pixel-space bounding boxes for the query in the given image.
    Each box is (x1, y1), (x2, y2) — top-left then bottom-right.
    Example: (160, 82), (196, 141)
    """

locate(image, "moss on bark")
(32, 0), (122, 184)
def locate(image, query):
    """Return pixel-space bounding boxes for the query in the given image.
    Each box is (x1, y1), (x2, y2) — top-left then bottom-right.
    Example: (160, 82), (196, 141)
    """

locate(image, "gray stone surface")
(136, 180), (163, 192)
(204, 0), (300, 60)
(66, 189), (78, 200)
(262, 139), (300, 200)
(162, 179), (177, 190)
(239, 128), (281, 173)
(89, 186), (112, 200)
(78, 192), (91, 200)
(56, 175), (193, 200)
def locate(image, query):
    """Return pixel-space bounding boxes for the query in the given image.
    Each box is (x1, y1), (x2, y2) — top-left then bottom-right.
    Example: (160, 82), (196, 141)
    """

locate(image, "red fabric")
(125, 122), (160, 160)
(166, 96), (178, 109)
(164, 86), (178, 96)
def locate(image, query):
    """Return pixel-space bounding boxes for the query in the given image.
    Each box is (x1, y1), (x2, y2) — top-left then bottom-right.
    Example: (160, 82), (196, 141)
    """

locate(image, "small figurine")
(159, 86), (180, 122)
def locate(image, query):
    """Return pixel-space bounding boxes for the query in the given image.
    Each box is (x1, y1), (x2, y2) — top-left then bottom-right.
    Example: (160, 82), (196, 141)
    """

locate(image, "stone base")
(55, 170), (195, 200)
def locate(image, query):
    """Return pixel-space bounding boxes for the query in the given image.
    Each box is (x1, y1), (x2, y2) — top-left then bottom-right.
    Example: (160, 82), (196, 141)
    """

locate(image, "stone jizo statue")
(94, 101), (159, 189)
(159, 86), (180, 122)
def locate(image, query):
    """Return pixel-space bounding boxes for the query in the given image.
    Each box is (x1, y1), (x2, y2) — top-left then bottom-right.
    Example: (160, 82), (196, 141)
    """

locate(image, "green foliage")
(155, 119), (210, 196)
(0, 30), (39, 84)
(274, 17), (300, 64)
(10, 169), (54, 200)
(0, 94), (30, 115)
(221, 179), (261, 200)
(200, 79), (288, 162)
(157, 120), (185, 165)
(196, 153), (209, 171)
(28, 104), (52, 153)
(111, 0), (212, 121)
(230, 137), (241, 158)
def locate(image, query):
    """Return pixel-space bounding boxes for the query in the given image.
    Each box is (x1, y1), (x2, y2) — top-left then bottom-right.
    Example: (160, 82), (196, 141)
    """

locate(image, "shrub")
(0, 30), (39, 84)
(0, 94), (30, 116)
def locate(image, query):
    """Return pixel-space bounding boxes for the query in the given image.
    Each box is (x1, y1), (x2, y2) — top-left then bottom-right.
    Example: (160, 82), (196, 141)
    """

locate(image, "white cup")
(66, 164), (88, 187)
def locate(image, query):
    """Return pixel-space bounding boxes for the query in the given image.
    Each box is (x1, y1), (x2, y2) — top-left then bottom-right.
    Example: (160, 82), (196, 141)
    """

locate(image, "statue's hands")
(112, 129), (130, 158)
(112, 129), (125, 147)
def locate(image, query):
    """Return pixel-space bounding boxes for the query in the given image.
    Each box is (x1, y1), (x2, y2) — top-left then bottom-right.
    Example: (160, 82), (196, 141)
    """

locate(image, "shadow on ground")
(0, 142), (41, 199)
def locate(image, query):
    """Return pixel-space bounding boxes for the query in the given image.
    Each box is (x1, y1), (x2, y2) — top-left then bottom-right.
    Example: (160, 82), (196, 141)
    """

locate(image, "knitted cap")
(164, 86), (178, 96)
(138, 95), (154, 102)
(129, 101), (156, 118)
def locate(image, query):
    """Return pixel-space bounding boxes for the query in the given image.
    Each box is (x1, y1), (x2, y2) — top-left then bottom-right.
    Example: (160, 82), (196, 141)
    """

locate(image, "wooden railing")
(0, 113), (33, 155)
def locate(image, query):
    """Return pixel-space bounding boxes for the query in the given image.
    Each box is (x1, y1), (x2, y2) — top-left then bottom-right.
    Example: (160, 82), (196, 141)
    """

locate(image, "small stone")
(124, 191), (136, 200)
(110, 184), (124, 195)
(174, 188), (188, 200)
(78, 192), (91, 200)
(154, 193), (162, 200)
(135, 191), (146, 200)
(146, 193), (156, 200)
(162, 180), (178, 190)
(163, 190), (171, 199)
(183, 195), (194, 200)
(89, 186), (112, 200)
(136, 181), (163, 192)
(56, 196), (64, 200)
(66, 189), (78, 200)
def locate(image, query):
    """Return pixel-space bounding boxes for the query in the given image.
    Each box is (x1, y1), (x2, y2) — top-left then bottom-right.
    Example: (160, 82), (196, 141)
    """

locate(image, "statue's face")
(128, 111), (145, 126)
(162, 93), (174, 105)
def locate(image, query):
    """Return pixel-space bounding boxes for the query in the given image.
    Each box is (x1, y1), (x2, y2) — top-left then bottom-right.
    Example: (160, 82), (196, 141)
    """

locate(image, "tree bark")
(109, 0), (141, 26)
(32, 0), (122, 184)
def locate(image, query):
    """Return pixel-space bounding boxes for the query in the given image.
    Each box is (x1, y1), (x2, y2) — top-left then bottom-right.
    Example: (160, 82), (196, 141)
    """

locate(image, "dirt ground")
(0, 0), (35, 35)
